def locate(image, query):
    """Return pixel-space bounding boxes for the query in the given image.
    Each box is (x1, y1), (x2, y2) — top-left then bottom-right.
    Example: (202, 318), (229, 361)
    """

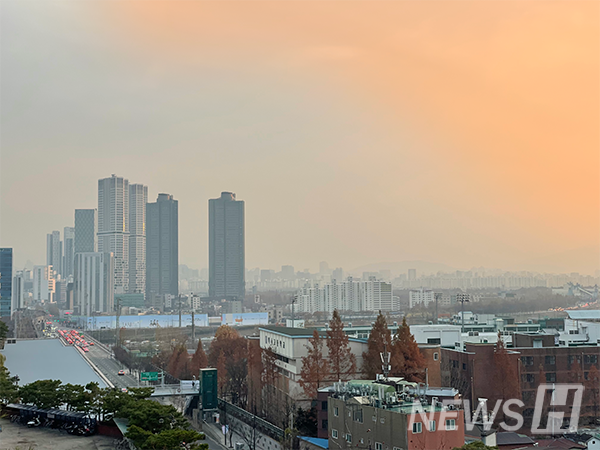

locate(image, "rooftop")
(566, 310), (600, 320)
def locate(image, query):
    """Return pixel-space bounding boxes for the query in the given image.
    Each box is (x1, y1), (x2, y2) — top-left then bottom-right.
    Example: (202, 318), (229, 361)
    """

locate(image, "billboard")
(78, 313), (209, 330)
(221, 312), (268, 326)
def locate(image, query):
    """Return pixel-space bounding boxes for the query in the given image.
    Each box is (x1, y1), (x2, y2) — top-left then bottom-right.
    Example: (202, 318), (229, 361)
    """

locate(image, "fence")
(218, 398), (284, 441)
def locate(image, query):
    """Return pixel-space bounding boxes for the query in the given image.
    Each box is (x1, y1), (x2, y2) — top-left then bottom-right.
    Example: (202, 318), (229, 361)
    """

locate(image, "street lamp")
(456, 293), (470, 333)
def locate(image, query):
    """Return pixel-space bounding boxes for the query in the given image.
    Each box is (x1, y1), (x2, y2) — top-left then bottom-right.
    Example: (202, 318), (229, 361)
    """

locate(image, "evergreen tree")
(391, 317), (426, 381)
(299, 330), (328, 398)
(362, 311), (392, 379)
(327, 310), (356, 381)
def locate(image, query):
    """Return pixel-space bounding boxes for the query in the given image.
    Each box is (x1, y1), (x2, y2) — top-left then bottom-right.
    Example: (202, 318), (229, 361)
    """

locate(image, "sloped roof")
(496, 431), (535, 446)
(298, 437), (329, 449)
(566, 310), (600, 320)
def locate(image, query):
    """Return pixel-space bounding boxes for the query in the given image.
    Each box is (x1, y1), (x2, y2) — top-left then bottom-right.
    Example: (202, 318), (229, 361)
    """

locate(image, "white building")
(33, 265), (55, 303)
(128, 183), (147, 295)
(98, 175), (130, 294)
(296, 277), (394, 313)
(259, 326), (367, 399)
(409, 288), (435, 308)
(409, 324), (462, 348)
(74, 252), (115, 315)
(12, 271), (25, 312)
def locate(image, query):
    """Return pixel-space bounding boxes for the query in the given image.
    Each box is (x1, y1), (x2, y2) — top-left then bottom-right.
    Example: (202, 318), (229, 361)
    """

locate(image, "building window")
(372, 415), (377, 422)
(412, 422), (422, 433)
(429, 420), (436, 432)
(569, 355), (581, 364)
(584, 354), (598, 364)
(375, 444), (383, 450)
(445, 419), (456, 430)
(354, 409), (363, 423)
(433, 352), (439, 361)
(346, 434), (352, 443)
(546, 373), (556, 383)
(463, 363), (467, 370)
(332, 429), (338, 439)
(521, 356), (534, 366)
(545, 356), (556, 365)
(334, 407), (338, 417)
(321, 419), (327, 430)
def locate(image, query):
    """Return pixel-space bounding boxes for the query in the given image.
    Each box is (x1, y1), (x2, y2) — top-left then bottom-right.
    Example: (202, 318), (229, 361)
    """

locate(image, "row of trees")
(0, 370), (206, 450)
(299, 311), (426, 398)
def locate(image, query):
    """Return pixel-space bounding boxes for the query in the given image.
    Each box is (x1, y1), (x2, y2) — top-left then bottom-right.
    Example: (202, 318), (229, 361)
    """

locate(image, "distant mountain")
(349, 261), (459, 278)
(517, 245), (600, 275)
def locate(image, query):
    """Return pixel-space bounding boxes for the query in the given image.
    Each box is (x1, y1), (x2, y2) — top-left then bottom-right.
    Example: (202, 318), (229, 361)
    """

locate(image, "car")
(121, 388), (128, 393)
(118, 370), (125, 376)
(89, 342), (94, 346)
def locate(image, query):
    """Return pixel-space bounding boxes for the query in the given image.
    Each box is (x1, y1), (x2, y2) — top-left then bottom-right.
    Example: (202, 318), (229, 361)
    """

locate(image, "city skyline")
(1, 0), (598, 275)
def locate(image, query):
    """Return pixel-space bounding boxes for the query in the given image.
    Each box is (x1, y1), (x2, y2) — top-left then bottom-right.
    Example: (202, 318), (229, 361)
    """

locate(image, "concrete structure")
(297, 277), (394, 313)
(209, 192), (245, 300)
(410, 324), (462, 348)
(98, 175), (129, 294)
(32, 265), (54, 303)
(46, 230), (62, 277)
(63, 226), (75, 279)
(74, 252), (115, 315)
(409, 288), (435, 308)
(0, 248), (13, 317)
(128, 183), (147, 295)
(74, 209), (97, 253)
(258, 326), (367, 400)
(146, 193), (178, 300)
(327, 385), (465, 450)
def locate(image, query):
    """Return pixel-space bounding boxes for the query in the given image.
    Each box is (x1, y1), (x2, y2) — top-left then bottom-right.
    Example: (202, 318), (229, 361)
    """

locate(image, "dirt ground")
(0, 418), (117, 450)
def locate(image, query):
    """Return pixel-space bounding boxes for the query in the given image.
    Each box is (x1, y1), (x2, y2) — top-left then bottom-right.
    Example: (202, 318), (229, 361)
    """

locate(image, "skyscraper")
(33, 265), (55, 303)
(63, 227), (75, 279)
(74, 252), (115, 315)
(12, 271), (25, 312)
(0, 248), (13, 317)
(146, 193), (179, 300)
(128, 183), (147, 295)
(46, 230), (62, 277)
(209, 192), (245, 300)
(74, 209), (97, 253)
(98, 175), (129, 294)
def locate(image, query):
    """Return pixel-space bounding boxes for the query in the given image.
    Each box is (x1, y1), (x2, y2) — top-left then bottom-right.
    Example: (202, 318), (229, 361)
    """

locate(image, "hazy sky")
(1, 1), (598, 275)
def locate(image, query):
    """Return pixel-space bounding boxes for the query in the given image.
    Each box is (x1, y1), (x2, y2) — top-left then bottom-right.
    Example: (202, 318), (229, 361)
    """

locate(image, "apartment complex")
(296, 277), (395, 313)
(73, 252), (115, 315)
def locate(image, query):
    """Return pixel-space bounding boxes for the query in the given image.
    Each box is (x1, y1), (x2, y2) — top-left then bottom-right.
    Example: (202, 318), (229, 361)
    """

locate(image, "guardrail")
(217, 398), (284, 441)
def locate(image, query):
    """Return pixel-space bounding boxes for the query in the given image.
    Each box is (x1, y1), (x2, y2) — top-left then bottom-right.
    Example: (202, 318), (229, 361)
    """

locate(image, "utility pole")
(457, 293), (469, 333)
(434, 292), (442, 324)
(178, 295), (182, 329)
(290, 295), (296, 328)
(115, 298), (121, 348)
(191, 310), (195, 343)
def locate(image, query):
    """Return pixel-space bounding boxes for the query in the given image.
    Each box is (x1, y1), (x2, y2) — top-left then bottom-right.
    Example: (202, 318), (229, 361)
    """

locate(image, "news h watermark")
(408, 384), (585, 434)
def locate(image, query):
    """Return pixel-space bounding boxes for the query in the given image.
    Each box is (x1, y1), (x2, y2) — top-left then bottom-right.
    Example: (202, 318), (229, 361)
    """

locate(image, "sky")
(1, 0), (598, 275)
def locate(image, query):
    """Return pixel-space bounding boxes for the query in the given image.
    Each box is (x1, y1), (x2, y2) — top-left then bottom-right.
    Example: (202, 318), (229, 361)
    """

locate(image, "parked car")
(118, 370), (125, 376)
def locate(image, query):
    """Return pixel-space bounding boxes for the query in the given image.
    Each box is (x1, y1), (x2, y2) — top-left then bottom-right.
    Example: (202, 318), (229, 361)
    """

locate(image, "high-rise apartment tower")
(209, 192), (245, 300)
(146, 193), (179, 300)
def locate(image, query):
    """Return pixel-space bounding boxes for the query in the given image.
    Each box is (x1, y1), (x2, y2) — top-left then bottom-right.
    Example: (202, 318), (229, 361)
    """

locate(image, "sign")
(140, 371), (159, 381)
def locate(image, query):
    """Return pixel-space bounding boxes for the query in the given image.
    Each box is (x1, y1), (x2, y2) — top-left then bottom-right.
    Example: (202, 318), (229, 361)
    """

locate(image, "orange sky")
(1, 0), (598, 272)
(101, 0), (599, 266)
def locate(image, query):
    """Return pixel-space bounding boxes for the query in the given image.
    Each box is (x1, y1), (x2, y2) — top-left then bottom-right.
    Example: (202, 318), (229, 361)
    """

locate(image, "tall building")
(74, 252), (115, 315)
(128, 183), (147, 294)
(12, 271), (25, 312)
(46, 230), (62, 276)
(63, 227), (75, 279)
(409, 288), (435, 308)
(74, 209), (97, 253)
(146, 193), (179, 300)
(209, 192), (245, 300)
(0, 248), (13, 317)
(408, 268), (417, 281)
(98, 175), (129, 294)
(32, 265), (54, 303)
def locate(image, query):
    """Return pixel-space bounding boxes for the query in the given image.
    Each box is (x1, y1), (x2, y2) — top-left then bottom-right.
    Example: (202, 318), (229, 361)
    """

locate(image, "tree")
(492, 332), (520, 423)
(326, 310), (356, 382)
(584, 364), (600, 420)
(189, 340), (208, 376)
(295, 407), (317, 436)
(362, 311), (392, 379)
(0, 354), (19, 405)
(391, 317), (425, 381)
(167, 343), (190, 379)
(299, 330), (328, 399)
(19, 379), (63, 409)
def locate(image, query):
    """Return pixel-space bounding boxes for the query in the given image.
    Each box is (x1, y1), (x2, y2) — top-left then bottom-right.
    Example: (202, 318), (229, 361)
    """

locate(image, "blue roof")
(298, 437), (329, 449)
